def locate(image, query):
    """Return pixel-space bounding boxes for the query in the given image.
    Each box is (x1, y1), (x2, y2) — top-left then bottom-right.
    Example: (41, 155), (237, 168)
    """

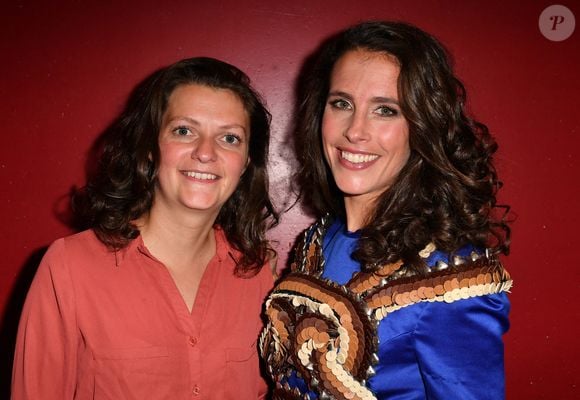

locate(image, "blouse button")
(188, 336), (198, 347)
(192, 385), (200, 396)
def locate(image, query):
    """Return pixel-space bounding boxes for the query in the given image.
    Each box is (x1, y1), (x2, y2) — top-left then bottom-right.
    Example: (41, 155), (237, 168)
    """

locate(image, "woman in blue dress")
(260, 21), (512, 399)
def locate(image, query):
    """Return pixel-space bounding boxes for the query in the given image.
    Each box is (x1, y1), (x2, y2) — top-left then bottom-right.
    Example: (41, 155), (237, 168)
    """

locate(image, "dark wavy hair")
(296, 21), (510, 272)
(73, 57), (278, 275)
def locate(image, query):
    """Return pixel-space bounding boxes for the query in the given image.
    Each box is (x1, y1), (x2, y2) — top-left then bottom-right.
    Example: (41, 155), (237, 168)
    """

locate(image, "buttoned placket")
(136, 232), (226, 398)
(136, 241), (208, 398)
(186, 252), (223, 398)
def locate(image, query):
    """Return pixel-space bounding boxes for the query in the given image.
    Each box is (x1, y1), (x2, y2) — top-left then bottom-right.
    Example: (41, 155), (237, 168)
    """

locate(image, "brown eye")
(222, 134), (241, 145)
(174, 126), (191, 136)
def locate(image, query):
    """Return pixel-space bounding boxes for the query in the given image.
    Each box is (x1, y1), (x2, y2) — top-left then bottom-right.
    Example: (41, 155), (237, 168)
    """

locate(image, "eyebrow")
(165, 116), (247, 133)
(328, 90), (400, 105)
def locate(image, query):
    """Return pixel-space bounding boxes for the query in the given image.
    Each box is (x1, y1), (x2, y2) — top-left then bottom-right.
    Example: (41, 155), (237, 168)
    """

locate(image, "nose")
(191, 136), (217, 163)
(344, 111), (369, 143)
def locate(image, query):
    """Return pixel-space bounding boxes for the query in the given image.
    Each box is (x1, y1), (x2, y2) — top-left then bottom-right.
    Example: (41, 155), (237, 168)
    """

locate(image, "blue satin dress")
(285, 219), (510, 399)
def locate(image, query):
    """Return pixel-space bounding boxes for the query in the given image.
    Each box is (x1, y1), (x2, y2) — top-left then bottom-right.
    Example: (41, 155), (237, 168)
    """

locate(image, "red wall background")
(1, 0), (578, 397)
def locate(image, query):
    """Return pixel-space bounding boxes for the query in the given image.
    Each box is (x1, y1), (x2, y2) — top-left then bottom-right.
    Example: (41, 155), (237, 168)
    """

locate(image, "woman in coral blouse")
(13, 57), (277, 399)
(260, 21), (512, 399)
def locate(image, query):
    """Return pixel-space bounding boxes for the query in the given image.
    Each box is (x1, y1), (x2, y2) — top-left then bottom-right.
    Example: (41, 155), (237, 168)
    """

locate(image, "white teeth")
(184, 171), (218, 180)
(341, 151), (378, 163)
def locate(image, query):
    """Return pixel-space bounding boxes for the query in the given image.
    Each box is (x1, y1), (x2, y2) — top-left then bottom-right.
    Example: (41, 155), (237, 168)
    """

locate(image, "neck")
(343, 195), (376, 232)
(138, 200), (218, 269)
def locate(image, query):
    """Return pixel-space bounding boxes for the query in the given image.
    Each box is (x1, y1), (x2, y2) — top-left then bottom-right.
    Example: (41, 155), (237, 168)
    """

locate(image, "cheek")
(380, 122), (410, 152)
(321, 112), (336, 142)
(226, 152), (250, 178)
(321, 136), (333, 166)
(158, 142), (184, 165)
(392, 131), (411, 168)
(321, 116), (337, 162)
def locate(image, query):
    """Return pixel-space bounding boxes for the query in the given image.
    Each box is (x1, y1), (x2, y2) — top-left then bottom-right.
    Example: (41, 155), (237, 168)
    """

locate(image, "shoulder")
(61, 229), (107, 251)
(256, 257), (275, 291)
(43, 230), (107, 265)
(415, 291), (510, 331)
(290, 216), (335, 274)
(366, 244), (512, 322)
(420, 242), (482, 270)
(28, 231), (104, 297)
(38, 230), (122, 282)
(215, 226), (274, 288)
(299, 216), (336, 245)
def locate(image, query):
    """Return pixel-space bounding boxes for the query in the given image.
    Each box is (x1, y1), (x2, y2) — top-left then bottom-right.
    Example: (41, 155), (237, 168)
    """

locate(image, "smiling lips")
(340, 150), (379, 165)
(182, 171), (218, 180)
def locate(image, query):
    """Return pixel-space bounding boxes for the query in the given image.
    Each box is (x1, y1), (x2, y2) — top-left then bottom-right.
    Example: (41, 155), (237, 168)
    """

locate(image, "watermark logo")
(539, 4), (575, 41)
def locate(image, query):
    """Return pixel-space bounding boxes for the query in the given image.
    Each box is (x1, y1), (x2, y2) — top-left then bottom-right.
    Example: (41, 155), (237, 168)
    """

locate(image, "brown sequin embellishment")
(260, 219), (513, 400)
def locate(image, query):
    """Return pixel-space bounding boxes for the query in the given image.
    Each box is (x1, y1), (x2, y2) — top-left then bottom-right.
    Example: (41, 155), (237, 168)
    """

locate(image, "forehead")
(163, 84), (250, 124)
(330, 49), (401, 90)
(167, 83), (245, 109)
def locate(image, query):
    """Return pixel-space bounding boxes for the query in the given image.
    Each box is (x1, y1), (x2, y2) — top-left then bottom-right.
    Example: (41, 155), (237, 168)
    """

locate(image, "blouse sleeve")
(414, 293), (510, 400)
(12, 239), (79, 400)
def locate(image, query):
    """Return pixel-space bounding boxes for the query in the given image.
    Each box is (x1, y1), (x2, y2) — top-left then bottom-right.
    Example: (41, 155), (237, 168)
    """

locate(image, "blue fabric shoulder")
(288, 218), (510, 399)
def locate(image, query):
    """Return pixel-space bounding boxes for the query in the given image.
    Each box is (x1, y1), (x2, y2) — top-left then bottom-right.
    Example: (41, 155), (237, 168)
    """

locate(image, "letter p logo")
(550, 15), (565, 30)
(540, 5), (576, 41)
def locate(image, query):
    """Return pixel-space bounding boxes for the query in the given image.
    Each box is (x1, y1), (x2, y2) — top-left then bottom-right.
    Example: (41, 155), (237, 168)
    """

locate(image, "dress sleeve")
(12, 239), (79, 400)
(414, 293), (510, 400)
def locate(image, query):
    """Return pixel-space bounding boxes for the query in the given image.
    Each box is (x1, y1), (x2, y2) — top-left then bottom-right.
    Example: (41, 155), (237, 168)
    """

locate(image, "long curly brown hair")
(73, 57), (278, 275)
(296, 21), (510, 272)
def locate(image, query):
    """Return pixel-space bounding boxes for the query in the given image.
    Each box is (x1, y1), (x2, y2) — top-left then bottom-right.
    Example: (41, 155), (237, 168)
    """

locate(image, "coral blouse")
(12, 228), (273, 399)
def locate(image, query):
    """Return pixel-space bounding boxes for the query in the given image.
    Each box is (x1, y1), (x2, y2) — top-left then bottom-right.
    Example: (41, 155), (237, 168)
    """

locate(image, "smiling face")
(321, 49), (411, 226)
(154, 83), (250, 217)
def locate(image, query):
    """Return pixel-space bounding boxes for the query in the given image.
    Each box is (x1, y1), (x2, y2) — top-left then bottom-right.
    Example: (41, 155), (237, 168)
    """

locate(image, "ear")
(148, 152), (153, 161)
